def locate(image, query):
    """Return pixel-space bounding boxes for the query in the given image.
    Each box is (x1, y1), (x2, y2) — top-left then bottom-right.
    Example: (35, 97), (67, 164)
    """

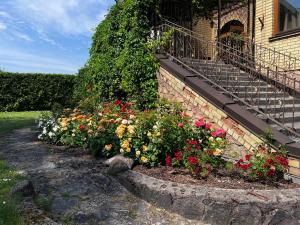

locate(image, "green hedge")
(0, 72), (75, 111)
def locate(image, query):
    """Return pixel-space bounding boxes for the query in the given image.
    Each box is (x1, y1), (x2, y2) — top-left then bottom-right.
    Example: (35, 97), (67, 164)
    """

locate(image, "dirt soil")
(133, 165), (300, 190)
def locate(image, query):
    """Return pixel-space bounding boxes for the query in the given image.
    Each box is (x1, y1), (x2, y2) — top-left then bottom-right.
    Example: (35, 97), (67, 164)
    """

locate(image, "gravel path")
(0, 128), (209, 225)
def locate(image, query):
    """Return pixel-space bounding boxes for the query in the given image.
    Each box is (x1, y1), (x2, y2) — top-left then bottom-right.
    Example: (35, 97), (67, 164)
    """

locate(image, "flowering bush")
(235, 145), (289, 181)
(38, 114), (61, 143)
(38, 99), (290, 183)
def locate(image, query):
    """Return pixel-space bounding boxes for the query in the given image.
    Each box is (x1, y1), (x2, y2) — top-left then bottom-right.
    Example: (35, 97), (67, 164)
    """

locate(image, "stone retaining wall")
(117, 170), (300, 225)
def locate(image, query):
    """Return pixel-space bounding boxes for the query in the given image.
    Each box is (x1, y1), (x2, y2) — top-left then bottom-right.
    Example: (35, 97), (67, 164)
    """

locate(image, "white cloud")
(14, 0), (112, 35)
(11, 31), (33, 42)
(0, 11), (11, 18)
(0, 21), (6, 31)
(0, 48), (78, 73)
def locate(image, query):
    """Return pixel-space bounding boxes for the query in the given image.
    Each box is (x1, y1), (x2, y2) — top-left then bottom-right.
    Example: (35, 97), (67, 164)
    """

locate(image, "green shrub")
(0, 72), (75, 111)
(75, 0), (159, 109)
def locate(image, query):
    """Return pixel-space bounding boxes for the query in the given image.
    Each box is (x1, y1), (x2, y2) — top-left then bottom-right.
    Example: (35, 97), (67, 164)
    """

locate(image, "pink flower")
(199, 115), (204, 121)
(178, 123), (184, 128)
(194, 120), (205, 127)
(212, 129), (226, 138)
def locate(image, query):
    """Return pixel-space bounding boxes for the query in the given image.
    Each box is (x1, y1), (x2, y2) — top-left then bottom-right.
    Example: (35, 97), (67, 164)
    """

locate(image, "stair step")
(224, 91), (289, 98)
(247, 104), (300, 114)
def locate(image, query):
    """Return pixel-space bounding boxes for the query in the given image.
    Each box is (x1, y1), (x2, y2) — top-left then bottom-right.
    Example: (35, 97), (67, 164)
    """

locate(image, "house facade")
(192, 0), (300, 71)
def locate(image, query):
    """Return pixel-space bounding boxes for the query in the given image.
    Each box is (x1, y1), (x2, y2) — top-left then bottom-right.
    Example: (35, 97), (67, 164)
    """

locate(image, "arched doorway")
(218, 20), (246, 64)
(220, 20), (245, 50)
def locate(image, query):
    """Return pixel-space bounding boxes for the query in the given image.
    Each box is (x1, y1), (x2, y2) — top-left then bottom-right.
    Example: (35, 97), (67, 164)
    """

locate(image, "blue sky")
(0, 0), (115, 74)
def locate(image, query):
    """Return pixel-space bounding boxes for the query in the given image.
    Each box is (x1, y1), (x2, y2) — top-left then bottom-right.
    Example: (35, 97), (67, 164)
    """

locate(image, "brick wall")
(158, 65), (300, 176)
(255, 0), (300, 69)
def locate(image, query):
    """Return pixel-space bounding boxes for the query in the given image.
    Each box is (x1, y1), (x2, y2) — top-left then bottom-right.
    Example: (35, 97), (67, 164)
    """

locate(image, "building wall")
(255, 0), (300, 70)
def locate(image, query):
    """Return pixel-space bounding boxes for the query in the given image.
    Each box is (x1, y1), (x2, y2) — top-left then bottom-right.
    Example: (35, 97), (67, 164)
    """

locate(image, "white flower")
(153, 125), (158, 129)
(129, 115), (135, 120)
(136, 151), (141, 157)
(120, 148), (124, 154)
(72, 129), (76, 133)
(48, 132), (54, 137)
(122, 119), (128, 125)
(42, 128), (47, 134)
(2, 201), (6, 205)
(53, 126), (59, 132)
(128, 120), (133, 125)
(38, 134), (42, 140)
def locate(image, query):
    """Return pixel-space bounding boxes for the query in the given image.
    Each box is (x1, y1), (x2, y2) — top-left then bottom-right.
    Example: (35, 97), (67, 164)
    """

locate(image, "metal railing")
(156, 20), (300, 138)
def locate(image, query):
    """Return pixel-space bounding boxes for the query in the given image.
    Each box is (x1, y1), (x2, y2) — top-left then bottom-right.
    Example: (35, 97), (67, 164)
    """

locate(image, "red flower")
(187, 139), (198, 146)
(114, 99), (122, 106)
(205, 123), (212, 130)
(174, 152), (183, 161)
(238, 163), (253, 170)
(194, 120), (206, 128)
(245, 154), (252, 161)
(187, 156), (198, 165)
(79, 125), (86, 130)
(165, 155), (171, 166)
(178, 123), (184, 128)
(266, 158), (274, 165)
(275, 155), (288, 167)
(267, 169), (275, 177)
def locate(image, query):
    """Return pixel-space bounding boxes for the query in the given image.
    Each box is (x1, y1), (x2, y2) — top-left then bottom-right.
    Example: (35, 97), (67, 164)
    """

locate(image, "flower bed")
(38, 100), (291, 184)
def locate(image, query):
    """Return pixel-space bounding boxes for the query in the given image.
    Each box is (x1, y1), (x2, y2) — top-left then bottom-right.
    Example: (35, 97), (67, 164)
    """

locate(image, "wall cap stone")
(116, 170), (300, 225)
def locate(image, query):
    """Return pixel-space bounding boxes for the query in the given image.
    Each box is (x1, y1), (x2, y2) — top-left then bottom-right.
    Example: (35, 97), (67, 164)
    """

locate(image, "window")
(277, 0), (300, 33)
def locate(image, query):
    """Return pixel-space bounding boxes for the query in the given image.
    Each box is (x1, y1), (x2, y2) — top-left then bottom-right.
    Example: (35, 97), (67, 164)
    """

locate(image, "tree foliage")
(75, 0), (159, 109)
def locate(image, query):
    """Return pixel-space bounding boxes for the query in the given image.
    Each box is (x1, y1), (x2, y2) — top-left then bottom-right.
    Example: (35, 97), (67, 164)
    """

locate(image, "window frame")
(271, 0), (300, 41)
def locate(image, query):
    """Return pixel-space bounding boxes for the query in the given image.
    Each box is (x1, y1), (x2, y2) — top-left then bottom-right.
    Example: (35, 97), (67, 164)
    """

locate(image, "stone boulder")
(11, 180), (36, 197)
(106, 155), (134, 175)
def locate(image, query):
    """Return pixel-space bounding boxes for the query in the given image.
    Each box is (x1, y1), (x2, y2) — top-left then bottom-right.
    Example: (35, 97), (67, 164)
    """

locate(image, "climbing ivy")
(75, 0), (160, 109)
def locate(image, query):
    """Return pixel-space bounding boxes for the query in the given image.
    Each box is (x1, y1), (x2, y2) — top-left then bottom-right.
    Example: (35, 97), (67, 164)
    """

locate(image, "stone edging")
(116, 170), (300, 225)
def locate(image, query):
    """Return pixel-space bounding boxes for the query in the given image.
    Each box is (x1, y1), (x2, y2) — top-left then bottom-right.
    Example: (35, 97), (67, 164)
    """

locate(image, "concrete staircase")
(181, 59), (300, 140)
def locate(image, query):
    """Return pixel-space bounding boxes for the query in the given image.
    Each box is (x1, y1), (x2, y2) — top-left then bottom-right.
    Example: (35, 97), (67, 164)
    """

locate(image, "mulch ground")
(133, 165), (300, 190)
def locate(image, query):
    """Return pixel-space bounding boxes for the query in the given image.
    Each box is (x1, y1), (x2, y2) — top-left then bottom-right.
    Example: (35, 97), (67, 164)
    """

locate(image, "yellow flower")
(126, 148), (131, 153)
(156, 132), (161, 137)
(121, 140), (130, 149)
(212, 149), (223, 156)
(127, 125), (135, 135)
(104, 144), (113, 151)
(141, 156), (148, 163)
(116, 124), (126, 138)
(142, 145), (149, 152)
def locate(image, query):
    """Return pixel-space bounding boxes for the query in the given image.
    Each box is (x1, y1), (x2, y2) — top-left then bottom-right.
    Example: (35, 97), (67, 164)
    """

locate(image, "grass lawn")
(0, 111), (45, 134)
(0, 160), (26, 225)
